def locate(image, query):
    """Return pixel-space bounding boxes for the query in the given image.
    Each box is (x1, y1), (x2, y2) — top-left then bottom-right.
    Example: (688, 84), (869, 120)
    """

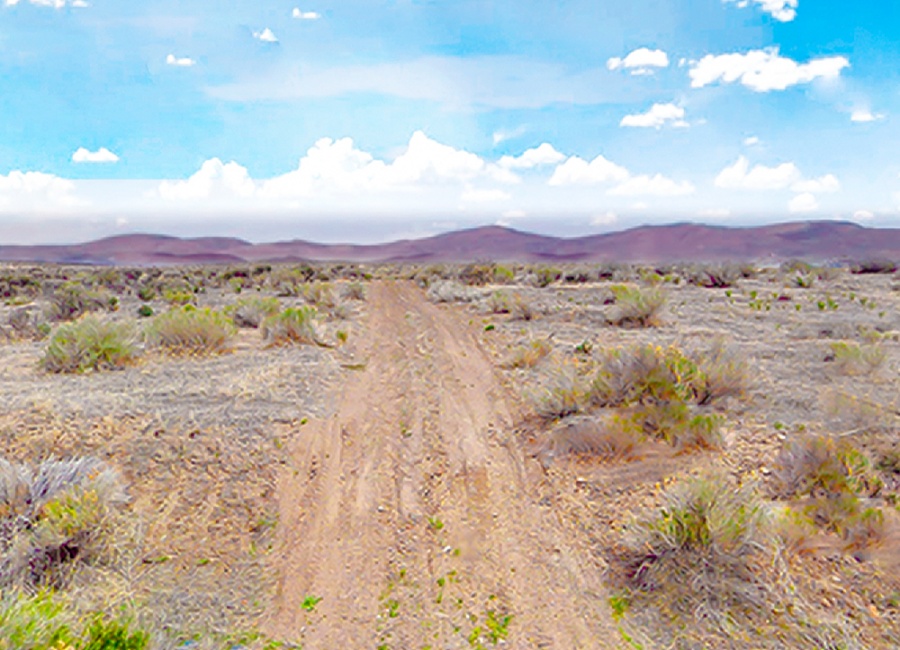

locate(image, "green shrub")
(609, 284), (665, 328)
(41, 318), (138, 373)
(621, 473), (771, 630)
(148, 306), (235, 355)
(1, 457), (127, 588)
(0, 594), (150, 650)
(227, 296), (280, 329)
(161, 287), (194, 306)
(302, 282), (335, 307)
(136, 305), (153, 318)
(261, 306), (319, 346)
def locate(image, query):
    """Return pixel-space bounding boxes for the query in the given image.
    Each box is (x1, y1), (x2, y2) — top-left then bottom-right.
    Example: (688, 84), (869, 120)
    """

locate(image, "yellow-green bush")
(41, 317), (138, 374)
(147, 306), (235, 355)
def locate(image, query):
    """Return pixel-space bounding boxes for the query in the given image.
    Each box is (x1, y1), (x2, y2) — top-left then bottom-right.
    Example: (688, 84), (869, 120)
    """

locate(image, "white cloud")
(853, 210), (875, 222)
(261, 131), (517, 199)
(608, 174), (695, 197)
(253, 28), (278, 43)
(0, 170), (79, 210)
(5, 0), (65, 8)
(460, 187), (511, 203)
(689, 48), (849, 92)
(548, 153), (691, 197)
(166, 54), (196, 67)
(791, 174), (840, 194)
(498, 143), (566, 169)
(71, 0), (88, 6)
(850, 109), (885, 123)
(548, 155), (630, 186)
(607, 48), (669, 75)
(724, 0), (798, 22)
(501, 209), (527, 220)
(715, 156), (800, 190)
(743, 136), (760, 146)
(292, 8), (320, 19)
(492, 127), (527, 145)
(71, 147), (119, 164)
(591, 211), (618, 226)
(788, 192), (818, 214)
(159, 158), (256, 201)
(620, 103), (688, 129)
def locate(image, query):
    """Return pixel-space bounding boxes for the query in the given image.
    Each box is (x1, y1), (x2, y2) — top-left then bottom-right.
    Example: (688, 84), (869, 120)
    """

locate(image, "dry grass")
(539, 414), (638, 464)
(828, 340), (886, 375)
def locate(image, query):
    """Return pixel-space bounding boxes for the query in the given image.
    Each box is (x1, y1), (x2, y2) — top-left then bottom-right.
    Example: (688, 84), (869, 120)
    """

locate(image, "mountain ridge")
(0, 221), (896, 265)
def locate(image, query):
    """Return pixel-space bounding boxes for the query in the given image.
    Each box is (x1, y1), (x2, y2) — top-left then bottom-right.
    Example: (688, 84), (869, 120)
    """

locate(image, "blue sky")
(0, 0), (898, 243)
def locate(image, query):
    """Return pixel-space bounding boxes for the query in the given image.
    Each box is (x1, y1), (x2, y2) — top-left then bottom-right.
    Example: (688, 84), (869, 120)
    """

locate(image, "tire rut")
(265, 281), (615, 648)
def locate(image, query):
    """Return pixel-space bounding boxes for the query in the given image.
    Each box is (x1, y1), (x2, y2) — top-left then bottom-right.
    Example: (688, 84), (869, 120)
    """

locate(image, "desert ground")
(1, 260), (900, 649)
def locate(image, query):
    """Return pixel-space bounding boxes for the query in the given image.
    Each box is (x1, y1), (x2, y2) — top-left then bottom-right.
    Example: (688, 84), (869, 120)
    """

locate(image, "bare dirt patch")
(266, 281), (616, 648)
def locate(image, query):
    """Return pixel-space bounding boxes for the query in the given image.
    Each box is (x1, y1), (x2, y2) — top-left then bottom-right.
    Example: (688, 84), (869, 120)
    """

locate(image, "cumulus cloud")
(788, 192), (818, 214)
(498, 143), (566, 169)
(743, 136), (760, 146)
(261, 131), (517, 199)
(159, 158), (256, 201)
(608, 174), (695, 197)
(71, 147), (119, 163)
(607, 48), (669, 75)
(253, 28), (278, 43)
(791, 174), (840, 194)
(620, 103), (688, 129)
(715, 156), (800, 190)
(166, 54), (196, 67)
(0, 170), (79, 210)
(724, 0), (798, 22)
(548, 155), (630, 186)
(548, 154), (692, 197)
(850, 109), (885, 123)
(292, 8), (320, 19)
(690, 48), (849, 92)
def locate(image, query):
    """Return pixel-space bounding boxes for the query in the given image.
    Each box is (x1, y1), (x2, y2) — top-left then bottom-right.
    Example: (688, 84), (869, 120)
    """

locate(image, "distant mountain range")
(1, 221), (899, 266)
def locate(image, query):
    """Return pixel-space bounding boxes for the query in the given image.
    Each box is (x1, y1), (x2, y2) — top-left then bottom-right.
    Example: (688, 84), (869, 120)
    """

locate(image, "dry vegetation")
(0, 259), (899, 648)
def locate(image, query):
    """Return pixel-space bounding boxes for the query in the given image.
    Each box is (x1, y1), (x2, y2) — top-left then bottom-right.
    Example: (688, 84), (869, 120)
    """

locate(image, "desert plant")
(534, 364), (586, 420)
(41, 318), (138, 373)
(850, 259), (897, 274)
(147, 306), (235, 355)
(621, 473), (771, 630)
(227, 296), (280, 329)
(48, 283), (109, 322)
(827, 340), (886, 375)
(502, 339), (551, 369)
(507, 293), (537, 321)
(161, 287), (195, 306)
(261, 306), (319, 346)
(303, 282), (335, 308)
(342, 281), (366, 301)
(608, 284), (665, 328)
(0, 457), (127, 588)
(486, 291), (511, 314)
(539, 414), (639, 465)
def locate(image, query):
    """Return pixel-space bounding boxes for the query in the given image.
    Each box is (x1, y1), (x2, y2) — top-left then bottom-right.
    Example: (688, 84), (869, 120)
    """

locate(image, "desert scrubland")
(2, 260), (900, 649)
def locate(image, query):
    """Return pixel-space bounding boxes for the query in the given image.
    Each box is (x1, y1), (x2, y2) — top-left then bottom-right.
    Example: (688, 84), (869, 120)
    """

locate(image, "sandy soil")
(265, 281), (616, 648)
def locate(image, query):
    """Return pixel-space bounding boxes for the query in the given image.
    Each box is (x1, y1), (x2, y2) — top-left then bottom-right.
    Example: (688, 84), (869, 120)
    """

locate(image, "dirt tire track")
(265, 281), (614, 648)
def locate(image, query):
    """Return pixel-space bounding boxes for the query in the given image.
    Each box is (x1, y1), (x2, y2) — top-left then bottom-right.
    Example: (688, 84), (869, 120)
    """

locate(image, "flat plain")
(2, 261), (900, 649)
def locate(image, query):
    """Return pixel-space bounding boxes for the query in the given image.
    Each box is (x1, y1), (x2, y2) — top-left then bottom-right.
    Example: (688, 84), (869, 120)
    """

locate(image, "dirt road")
(265, 281), (613, 648)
